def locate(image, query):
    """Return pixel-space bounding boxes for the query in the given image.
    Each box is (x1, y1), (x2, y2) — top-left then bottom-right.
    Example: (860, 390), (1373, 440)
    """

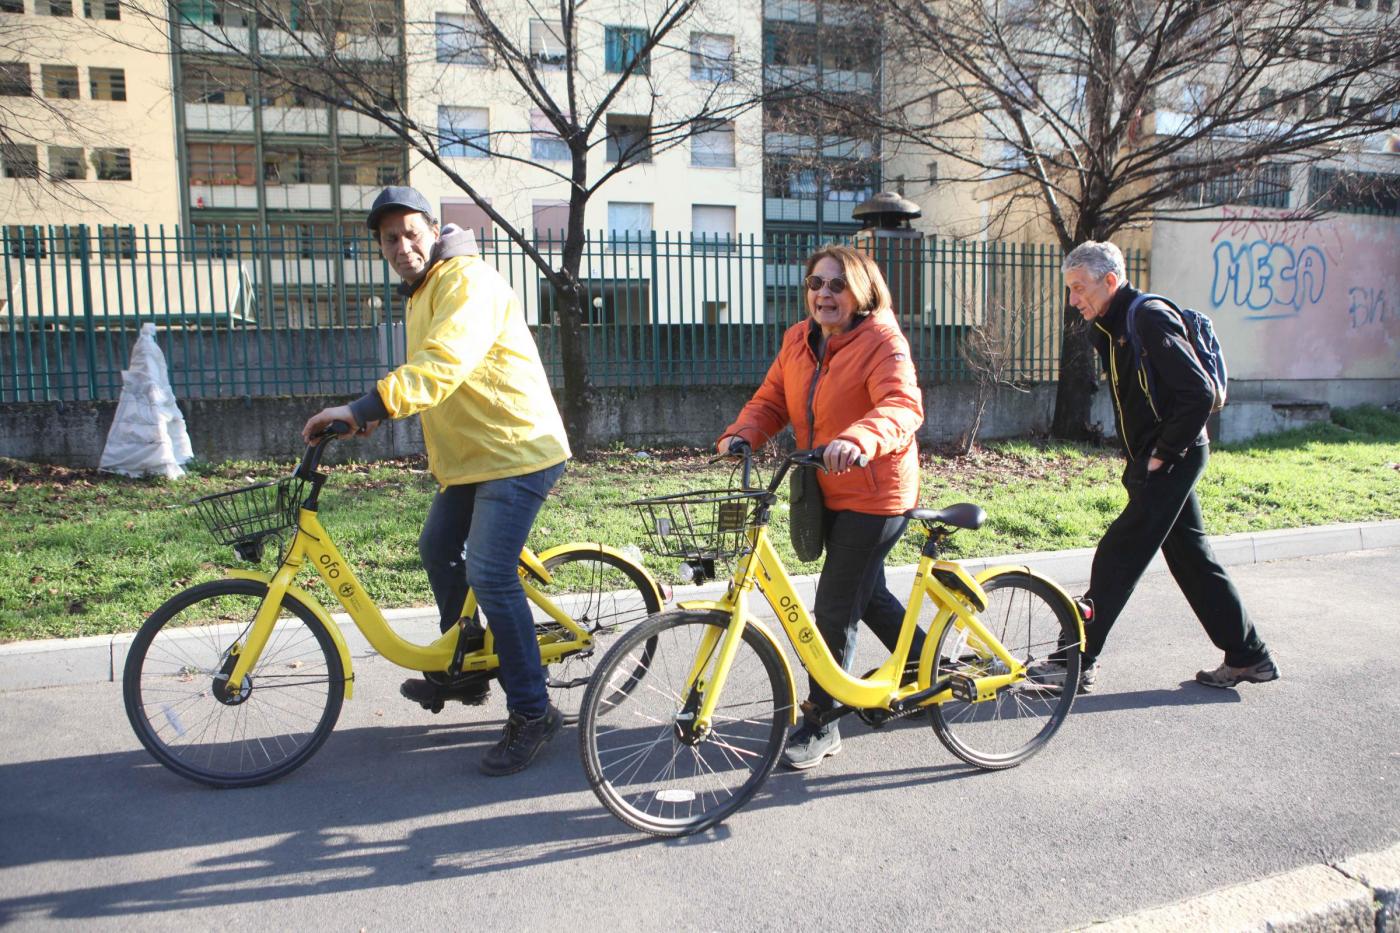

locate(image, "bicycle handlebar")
(716, 442), (870, 496)
(295, 419), (354, 480)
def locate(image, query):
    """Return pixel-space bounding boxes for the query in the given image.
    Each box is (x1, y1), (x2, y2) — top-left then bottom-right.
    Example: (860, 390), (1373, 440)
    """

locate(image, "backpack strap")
(1123, 292), (1180, 420)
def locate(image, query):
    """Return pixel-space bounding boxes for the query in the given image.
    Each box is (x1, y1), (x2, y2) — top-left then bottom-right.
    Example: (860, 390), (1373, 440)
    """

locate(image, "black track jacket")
(1089, 283), (1213, 466)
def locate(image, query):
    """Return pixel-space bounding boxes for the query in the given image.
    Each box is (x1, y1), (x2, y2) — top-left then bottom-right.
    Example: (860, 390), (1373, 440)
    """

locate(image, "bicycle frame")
(219, 512), (634, 704)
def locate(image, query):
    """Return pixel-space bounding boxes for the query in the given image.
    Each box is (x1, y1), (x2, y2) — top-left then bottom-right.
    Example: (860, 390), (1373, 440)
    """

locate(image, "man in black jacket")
(1047, 241), (1279, 693)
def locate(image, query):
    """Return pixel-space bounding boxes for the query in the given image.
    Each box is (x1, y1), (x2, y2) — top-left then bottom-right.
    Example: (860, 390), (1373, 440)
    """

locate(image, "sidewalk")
(3, 518), (1398, 693)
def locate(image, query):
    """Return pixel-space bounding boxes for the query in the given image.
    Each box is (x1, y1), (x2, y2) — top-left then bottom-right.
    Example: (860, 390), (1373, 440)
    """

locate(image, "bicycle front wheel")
(578, 609), (791, 837)
(123, 578), (345, 788)
(536, 547), (662, 723)
(930, 571), (1079, 769)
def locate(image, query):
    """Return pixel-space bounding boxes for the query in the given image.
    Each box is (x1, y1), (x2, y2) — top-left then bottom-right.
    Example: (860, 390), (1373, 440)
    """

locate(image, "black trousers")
(1083, 443), (1269, 668)
(807, 510), (925, 711)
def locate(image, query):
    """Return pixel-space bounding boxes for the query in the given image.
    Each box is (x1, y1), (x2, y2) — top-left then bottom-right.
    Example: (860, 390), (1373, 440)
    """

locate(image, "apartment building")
(0, 0), (181, 239)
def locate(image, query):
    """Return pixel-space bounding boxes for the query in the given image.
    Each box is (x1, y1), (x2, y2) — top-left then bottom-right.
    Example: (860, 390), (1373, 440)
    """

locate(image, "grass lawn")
(2, 405), (1397, 643)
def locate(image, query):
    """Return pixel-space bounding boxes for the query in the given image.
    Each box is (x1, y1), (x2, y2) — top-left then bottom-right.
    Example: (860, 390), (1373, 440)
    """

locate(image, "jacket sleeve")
(719, 339), (793, 449)
(835, 332), (924, 458)
(375, 268), (504, 419)
(1137, 301), (1213, 462)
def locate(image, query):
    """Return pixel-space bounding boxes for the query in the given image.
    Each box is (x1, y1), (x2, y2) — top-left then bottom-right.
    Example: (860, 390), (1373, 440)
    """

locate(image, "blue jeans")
(419, 462), (566, 718)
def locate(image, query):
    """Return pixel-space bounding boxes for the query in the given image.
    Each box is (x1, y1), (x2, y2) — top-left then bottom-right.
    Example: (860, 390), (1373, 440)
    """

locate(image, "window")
(1183, 163), (1291, 208)
(435, 13), (488, 65)
(439, 106), (489, 157)
(1355, 0), (1371, 8)
(263, 145), (331, 184)
(604, 25), (648, 74)
(531, 110), (569, 162)
(1311, 167), (1400, 216)
(0, 62), (29, 96)
(1258, 87), (1276, 112)
(98, 224), (136, 258)
(0, 0), (24, 12)
(44, 0), (71, 13)
(42, 64), (80, 100)
(606, 114), (651, 164)
(692, 204), (735, 252)
(186, 141), (256, 185)
(83, 0), (119, 18)
(49, 146), (85, 179)
(690, 33), (734, 82)
(89, 67), (126, 101)
(1380, 0), (1394, 11)
(607, 201), (652, 250)
(2, 144), (40, 178)
(927, 161), (939, 187)
(91, 147), (132, 180)
(441, 199), (494, 239)
(691, 120), (735, 167)
(6, 225), (47, 258)
(529, 19), (565, 68)
(532, 199), (568, 244)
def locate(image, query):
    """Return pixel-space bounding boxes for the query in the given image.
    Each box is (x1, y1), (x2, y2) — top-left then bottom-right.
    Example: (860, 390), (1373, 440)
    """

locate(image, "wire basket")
(192, 475), (307, 548)
(631, 488), (762, 561)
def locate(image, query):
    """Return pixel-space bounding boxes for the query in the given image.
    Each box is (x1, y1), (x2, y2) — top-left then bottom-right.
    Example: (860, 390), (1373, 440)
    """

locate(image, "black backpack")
(1124, 293), (1228, 416)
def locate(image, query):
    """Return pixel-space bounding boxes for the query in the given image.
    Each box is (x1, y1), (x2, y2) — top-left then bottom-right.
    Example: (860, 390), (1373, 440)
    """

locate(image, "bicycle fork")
(218, 542), (308, 699)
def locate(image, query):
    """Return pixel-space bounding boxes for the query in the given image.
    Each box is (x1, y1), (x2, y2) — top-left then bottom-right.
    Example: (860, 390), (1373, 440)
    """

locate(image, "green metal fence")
(1, 224), (1148, 403)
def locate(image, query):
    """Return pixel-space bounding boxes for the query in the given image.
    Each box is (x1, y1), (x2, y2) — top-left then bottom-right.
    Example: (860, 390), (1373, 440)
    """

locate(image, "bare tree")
(957, 297), (1031, 456)
(827, 0), (1400, 439)
(143, 0), (769, 448)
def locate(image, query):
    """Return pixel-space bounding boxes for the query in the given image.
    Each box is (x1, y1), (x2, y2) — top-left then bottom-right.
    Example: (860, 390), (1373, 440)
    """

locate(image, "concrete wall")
(1152, 208), (1400, 381)
(5, 377), (1395, 467)
(0, 382), (1118, 467)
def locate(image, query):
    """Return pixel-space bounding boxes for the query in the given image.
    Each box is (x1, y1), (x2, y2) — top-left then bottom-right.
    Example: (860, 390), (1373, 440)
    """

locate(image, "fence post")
(77, 224), (99, 400)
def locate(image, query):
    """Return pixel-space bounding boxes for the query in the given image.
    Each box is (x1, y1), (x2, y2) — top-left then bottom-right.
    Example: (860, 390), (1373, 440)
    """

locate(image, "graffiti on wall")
(1153, 206), (1400, 380)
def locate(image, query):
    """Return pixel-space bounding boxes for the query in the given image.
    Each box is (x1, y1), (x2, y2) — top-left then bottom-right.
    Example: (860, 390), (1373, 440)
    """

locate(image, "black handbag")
(788, 464), (825, 562)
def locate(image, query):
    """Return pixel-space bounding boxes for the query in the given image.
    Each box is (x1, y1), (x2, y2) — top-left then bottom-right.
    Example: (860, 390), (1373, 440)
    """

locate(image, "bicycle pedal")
(947, 673), (978, 703)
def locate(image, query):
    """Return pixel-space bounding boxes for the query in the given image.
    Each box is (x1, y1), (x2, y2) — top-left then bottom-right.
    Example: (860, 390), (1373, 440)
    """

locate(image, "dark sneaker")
(782, 720), (842, 771)
(479, 704), (563, 776)
(1196, 658), (1280, 689)
(1026, 657), (1097, 695)
(400, 672), (491, 712)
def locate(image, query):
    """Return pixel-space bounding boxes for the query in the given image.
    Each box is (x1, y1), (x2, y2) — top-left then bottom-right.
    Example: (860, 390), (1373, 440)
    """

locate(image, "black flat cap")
(367, 186), (433, 231)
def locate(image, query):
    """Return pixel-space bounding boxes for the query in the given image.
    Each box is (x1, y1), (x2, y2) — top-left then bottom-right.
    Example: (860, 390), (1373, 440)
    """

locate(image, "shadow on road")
(0, 718), (654, 922)
(1069, 683), (1242, 714)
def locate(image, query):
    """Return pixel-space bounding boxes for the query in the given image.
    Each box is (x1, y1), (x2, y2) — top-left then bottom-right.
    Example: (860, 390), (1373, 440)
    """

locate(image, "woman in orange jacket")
(718, 244), (925, 771)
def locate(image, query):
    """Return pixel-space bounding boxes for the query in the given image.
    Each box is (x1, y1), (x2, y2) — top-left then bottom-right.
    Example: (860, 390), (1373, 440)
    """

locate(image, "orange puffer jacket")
(720, 309), (924, 515)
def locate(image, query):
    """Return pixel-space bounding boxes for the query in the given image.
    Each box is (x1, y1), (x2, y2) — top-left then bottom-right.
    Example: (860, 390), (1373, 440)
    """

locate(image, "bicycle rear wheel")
(535, 548), (661, 723)
(578, 609), (791, 837)
(123, 578), (345, 788)
(930, 571), (1079, 769)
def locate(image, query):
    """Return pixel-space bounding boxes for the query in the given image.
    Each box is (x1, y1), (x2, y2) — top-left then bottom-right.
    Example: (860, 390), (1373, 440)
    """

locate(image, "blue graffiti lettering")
(1210, 239), (1327, 319)
(1347, 287), (1390, 329)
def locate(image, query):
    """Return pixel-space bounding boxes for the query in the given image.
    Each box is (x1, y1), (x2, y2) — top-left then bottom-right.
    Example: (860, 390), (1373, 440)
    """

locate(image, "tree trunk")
(1049, 301), (1101, 440)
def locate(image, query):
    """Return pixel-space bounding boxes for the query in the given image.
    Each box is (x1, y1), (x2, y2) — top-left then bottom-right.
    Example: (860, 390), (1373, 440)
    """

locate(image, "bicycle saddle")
(905, 503), (986, 530)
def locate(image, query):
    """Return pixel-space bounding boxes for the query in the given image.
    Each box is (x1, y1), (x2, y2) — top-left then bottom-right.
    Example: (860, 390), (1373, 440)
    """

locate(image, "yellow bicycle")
(578, 446), (1087, 836)
(123, 424), (663, 788)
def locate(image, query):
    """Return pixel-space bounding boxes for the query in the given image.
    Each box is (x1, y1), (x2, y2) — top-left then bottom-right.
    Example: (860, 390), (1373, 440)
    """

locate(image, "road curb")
(2, 518), (1398, 693)
(1073, 840), (1400, 931)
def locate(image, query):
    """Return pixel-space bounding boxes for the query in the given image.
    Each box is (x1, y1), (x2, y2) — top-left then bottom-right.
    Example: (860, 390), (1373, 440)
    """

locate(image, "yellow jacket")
(375, 254), (571, 486)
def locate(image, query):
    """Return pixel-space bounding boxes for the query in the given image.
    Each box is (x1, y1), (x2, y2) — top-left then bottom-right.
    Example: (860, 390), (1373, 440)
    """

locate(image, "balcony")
(190, 183), (259, 209)
(264, 183), (334, 210)
(339, 184), (379, 210)
(337, 109), (398, 137)
(179, 24), (251, 53)
(185, 103), (255, 132)
(262, 106), (330, 135)
(822, 69), (874, 94)
(763, 197), (857, 225)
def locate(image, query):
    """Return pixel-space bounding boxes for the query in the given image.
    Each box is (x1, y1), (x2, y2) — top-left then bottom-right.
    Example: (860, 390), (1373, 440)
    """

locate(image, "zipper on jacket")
(805, 338), (826, 448)
(1096, 320), (1133, 462)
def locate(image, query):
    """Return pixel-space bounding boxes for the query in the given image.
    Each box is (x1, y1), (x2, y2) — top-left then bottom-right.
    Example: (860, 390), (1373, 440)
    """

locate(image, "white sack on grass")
(99, 323), (194, 479)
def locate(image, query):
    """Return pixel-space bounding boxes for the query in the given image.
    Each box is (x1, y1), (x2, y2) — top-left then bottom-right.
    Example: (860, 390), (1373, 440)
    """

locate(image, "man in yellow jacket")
(302, 186), (571, 776)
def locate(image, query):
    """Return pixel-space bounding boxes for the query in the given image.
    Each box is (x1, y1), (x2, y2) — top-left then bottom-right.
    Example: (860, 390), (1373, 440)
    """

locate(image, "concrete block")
(1078, 863), (1374, 932)
(1251, 525), (1364, 562)
(1360, 520), (1400, 550)
(0, 634), (114, 689)
(1338, 841), (1400, 933)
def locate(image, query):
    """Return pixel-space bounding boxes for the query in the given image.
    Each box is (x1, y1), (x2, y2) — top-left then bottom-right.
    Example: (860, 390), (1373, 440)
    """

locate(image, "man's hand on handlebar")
(301, 405), (375, 445)
(717, 435), (751, 457)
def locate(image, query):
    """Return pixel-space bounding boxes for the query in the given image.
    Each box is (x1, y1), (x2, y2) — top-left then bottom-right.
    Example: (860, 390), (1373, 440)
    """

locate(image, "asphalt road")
(1, 547), (1397, 931)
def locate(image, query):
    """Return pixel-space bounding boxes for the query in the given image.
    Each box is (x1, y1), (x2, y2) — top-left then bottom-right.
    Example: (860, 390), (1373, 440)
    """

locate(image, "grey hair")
(1061, 241), (1126, 281)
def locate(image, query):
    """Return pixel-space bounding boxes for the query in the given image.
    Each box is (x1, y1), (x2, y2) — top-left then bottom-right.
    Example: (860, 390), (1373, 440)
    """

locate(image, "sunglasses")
(804, 274), (849, 294)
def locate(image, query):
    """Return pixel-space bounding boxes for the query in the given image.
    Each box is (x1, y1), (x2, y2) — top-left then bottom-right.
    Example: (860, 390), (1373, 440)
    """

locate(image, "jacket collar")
(398, 223), (479, 298)
(805, 308), (877, 355)
(1100, 281), (1140, 329)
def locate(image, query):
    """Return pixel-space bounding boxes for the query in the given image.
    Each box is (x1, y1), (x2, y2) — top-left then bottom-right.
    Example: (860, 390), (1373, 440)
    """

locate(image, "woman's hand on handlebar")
(301, 405), (373, 445)
(823, 438), (865, 474)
